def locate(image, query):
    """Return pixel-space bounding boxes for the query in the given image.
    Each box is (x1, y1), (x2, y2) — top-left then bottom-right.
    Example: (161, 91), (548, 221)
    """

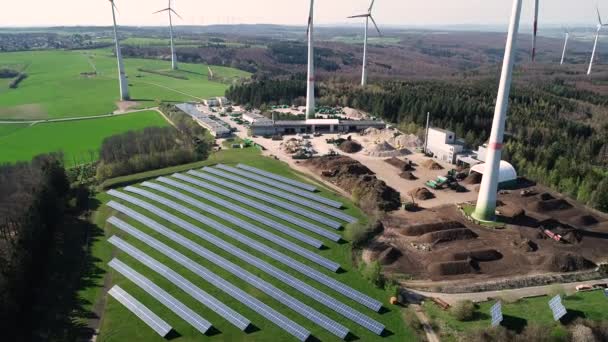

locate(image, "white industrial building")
(470, 161), (518, 188)
(425, 127), (464, 164)
(176, 103), (231, 138)
(243, 111), (272, 124)
(203, 97), (231, 108)
(250, 118), (386, 136)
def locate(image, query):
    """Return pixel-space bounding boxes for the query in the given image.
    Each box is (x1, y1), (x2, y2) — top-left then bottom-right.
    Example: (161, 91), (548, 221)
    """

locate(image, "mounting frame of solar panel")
(105, 194), (383, 313)
(185, 170), (343, 229)
(106, 207), (385, 334)
(174, 173), (342, 240)
(108, 217), (350, 339)
(108, 285), (173, 337)
(202, 167), (356, 223)
(155, 176), (323, 249)
(137, 182), (340, 271)
(108, 258), (212, 335)
(236, 163), (318, 191)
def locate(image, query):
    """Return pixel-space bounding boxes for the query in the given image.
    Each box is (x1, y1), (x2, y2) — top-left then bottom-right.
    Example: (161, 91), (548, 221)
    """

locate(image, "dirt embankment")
(303, 155), (401, 213)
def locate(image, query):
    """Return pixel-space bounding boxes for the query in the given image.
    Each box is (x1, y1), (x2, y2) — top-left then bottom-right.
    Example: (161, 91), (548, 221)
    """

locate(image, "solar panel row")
(211, 164), (343, 208)
(110, 217), (348, 339)
(202, 167), (357, 223)
(108, 258), (212, 335)
(138, 182), (340, 272)
(236, 163), (317, 192)
(175, 173), (342, 240)
(108, 234), (251, 331)
(106, 196), (383, 313)
(108, 285), (173, 337)
(185, 170), (342, 230)
(106, 204), (384, 334)
(156, 177), (323, 249)
(122, 187), (341, 274)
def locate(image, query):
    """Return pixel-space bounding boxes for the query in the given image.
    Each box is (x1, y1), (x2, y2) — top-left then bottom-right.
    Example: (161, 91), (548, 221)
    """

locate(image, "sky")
(0, 0), (603, 28)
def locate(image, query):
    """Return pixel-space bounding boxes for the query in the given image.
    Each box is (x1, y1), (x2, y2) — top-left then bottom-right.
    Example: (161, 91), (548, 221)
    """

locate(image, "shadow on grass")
(344, 332), (360, 341)
(205, 326), (222, 337)
(560, 309), (586, 325)
(501, 314), (528, 333)
(165, 329), (182, 340)
(380, 328), (394, 337)
(378, 306), (391, 315)
(244, 324), (261, 334)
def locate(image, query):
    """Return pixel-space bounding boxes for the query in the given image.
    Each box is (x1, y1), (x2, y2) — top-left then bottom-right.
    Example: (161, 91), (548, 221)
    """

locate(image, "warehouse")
(250, 119), (386, 136)
(425, 127), (464, 164)
(470, 161), (518, 188)
(176, 103), (231, 138)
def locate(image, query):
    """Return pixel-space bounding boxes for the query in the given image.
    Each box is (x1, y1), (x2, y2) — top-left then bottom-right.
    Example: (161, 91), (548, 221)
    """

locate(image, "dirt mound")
(428, 261), (473, 277)
(539, 193), (555, 201)
(418, 228), (477, 244)
(408, 187), (434, 201)
(402, 221), (464, 236)
(384, 157), (413, 171)
(400, 171), (417, 180)
(388, 134), (421, 149)
(512, 239), (538, 252)
(545, 253), (595, 272)
(421, 159), (444, 170)
(338, 140), (362, 153)
(453, 249), (503, 262)
(533, 199), (573, 212)
(464, 172), (482, 184)
(377, 246), (402, 265)
(570, 215), (599, 227)
(496, 205), (525, 219)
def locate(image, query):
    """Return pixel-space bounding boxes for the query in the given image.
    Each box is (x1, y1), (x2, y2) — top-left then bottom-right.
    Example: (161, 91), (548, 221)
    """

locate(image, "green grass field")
(0, 49), (250, 120)
(424, 291), (608, 341)
(87, 148), (414, 341)
(0, 111), (169, 166)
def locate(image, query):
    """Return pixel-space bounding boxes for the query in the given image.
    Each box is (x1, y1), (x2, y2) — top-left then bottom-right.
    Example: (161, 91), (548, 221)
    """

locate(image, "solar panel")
(106, 196), (383, 313)
(236, 164), (318, 192)
(183, 171), (342, 230)
(202, 167), (356, 223)
(108, 285), (173, 337)
(106, 209), (384, 334)
(137, 182), (340, 272)
(108, 234), (251, 331)
(108, 217), (348, 339)
(156, 177), (323, 249)
(211, 164), (343, 208)
(490, 301), (503, 327)
(108, 258), (212, 335)
(174, 173), (342, 240)
(548, 295), (567, 321)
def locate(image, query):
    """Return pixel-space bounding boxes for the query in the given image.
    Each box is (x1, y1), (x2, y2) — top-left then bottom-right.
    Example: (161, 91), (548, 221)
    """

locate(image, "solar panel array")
(184, 171), (343, 231)
(211, 164), (343, 208)
(202, 167), (357, 223)
(108, 234), (251, 331)
(108, 285), (173, 337)
(108, 258), (212, 335)
(109, 217), (348, 339)
(490, 301), (503, 327)
(137, 182), (340, 272)
(156, 177), (323, 249)
(122, 186), (340, 273)
(548, 295), (567, 321)
(236, 164), (318, 191)
(175, 173), (342, 240)
(106, 203), (385, 334)
(106, 196), (383, 313)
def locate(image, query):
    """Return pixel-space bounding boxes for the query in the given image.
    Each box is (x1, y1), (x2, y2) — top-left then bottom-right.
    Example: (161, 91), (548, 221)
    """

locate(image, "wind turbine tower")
(305, 0), (315, 120)
(532, 0), (539, 61)
(561, 27), (570, 65)
(109, 0), (129, 101)
(348, 0), (382, 86)
(587, 7), (607, 75)
(472, 0), (523, 222)
(155, 0), (182, 70)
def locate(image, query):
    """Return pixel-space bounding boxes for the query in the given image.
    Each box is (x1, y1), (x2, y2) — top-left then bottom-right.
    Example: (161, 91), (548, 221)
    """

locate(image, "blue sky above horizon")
(0, 0), (604, 28)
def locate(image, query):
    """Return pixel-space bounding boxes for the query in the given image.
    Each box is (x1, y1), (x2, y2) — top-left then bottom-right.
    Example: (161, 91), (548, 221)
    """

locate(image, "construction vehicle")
(543, 229), (563, 242)
(425, 169), (459, 190)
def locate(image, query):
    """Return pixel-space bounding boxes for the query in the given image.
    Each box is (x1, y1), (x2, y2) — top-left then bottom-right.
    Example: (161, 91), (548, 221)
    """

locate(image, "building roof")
(306, 119), (340, 125)
(176, 103), (230, 135)
(430, 127), (455, 135)
(471, 161), (517, 183)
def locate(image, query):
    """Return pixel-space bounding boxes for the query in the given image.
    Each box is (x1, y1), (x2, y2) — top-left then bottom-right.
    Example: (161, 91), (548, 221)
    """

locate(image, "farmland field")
(0, 49), (250, 120)
(89, 148), (415, 341)
(0, 111), (169, 166)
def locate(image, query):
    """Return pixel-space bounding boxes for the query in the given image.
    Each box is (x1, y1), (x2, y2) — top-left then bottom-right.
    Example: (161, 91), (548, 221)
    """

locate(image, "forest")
(226, 79), (608, 213)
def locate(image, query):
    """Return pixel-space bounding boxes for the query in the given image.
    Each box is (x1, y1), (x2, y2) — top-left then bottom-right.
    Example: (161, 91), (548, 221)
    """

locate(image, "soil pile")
(408, 187), (434, 201)
(453, 249), (502, 262)
(512, 238), (538, 252)
(570, 215), (599, 227)
(304, 155), (401, 212)
(388, 134), (421, 149)
(402, 221), (464, 236)
(418, 228), (477, 244)
(464, 172), (482, 184)
(533, 199), (573, 212)
(338, 140), (362, 153)
(364, 141), (407, 158)
(539, 193), (555, 201)
(384, 157), (413, 171)
(377, 246), (402, 265)
(281, 138), (304, 154)
(545, 253), (595, 272)
(421, 159), (444, 170)
(400, 171), (417, 180)
(428, 261), (473, 277)
(497, 205), (525, 219)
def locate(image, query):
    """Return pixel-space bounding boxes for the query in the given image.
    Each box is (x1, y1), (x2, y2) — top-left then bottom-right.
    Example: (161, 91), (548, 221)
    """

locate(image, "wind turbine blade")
(112, 2), (120, 15)
(347, 14), (370, 19)
(170, 8), (183, 20)
(598, 7), (603, 26)
(306, 0), (314, 36)
(370, 15), (382, 36)
(153, 8), (170, 14)
(368, 0), (376, 13)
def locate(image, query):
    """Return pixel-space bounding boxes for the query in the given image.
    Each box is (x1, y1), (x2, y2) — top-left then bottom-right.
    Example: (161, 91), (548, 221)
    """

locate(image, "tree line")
(226, 78), (608, 212)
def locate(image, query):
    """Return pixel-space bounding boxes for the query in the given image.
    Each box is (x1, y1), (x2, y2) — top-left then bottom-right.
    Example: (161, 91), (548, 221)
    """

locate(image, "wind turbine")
(348, 0), (382, 86)
(154, 0), (182, 70)
(305, 0), (315, 121)
(560, 27), (570, 65)
(109, 0), (129, 101)
(532, 0), (539, 61)
(587, 7), (608, 75)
